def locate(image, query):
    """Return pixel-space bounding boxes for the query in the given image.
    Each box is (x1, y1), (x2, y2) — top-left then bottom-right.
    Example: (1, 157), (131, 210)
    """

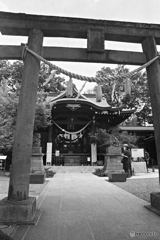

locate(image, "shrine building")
(41, 85), (134, 166)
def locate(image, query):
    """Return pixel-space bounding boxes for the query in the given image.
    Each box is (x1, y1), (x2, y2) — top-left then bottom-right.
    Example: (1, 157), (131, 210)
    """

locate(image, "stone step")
(64, 156), (81, 166)
(45, 166), (102, 173)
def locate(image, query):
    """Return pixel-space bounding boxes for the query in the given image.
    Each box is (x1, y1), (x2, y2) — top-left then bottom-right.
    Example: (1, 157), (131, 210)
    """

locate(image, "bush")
(45, 169), (56, 178)
(93, 168), (107, 177)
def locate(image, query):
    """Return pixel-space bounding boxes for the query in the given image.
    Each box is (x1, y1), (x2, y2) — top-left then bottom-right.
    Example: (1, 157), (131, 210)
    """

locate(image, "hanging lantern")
(66, 78), (73, 97)
(124, 78), (131, 95)
(96, 84), (102, 102)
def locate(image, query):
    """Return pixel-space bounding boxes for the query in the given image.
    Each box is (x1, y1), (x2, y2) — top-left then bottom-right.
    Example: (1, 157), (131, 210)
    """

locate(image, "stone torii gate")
(0, 11), (160, 222)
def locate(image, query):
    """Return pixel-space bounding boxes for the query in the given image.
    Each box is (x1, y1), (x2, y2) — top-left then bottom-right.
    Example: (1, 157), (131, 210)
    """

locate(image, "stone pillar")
(0, 29), (43, 224)
(104, 146), (124, 175)
(142, 37), (160, 183)
(30, 146), (45, 184)
(7, 29), (43, 201)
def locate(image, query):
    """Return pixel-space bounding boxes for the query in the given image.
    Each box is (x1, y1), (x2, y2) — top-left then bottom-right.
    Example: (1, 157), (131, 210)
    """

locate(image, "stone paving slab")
(10, 172), (160, 240)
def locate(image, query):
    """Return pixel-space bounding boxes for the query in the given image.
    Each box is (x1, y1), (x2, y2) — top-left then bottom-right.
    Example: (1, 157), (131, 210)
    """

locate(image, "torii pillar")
(0, 28), (43, 223)
(142, 37), (160, 212)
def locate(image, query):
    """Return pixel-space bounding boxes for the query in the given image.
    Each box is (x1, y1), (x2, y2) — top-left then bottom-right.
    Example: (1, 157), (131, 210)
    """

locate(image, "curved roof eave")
(50, 98), (112, 111)
(48, 89), (135, 114)
(121, 108), (136, 114)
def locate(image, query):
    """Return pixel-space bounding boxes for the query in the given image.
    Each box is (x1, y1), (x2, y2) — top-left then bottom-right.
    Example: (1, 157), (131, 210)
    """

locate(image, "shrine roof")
(47, 92), (111, 111)
(47, 91), (135, 114)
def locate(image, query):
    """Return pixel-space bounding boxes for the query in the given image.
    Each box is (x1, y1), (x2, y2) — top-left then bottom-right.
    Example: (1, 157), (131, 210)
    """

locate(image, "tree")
(89, 127), (138, 150)
(130, 72), (152, 125)
(111, 128), (138, 148)
(95, 65), (152, 126)
(38, 62), (66, 92)
(0, 60), (66, 151)
(0, 80), (17, 150)
(96, 65), (129, 106)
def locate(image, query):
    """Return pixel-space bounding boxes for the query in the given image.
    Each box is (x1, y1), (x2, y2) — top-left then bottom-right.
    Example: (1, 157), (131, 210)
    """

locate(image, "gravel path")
(0, 174), (48, 200)
(111, 177), (160, 203)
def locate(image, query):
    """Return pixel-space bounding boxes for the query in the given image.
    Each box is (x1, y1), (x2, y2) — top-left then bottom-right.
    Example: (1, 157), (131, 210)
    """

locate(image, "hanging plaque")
(87, 27), (104, 52)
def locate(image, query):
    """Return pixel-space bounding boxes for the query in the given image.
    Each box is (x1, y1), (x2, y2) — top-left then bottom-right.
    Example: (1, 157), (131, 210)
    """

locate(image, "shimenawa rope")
(22, 44), (160, 84)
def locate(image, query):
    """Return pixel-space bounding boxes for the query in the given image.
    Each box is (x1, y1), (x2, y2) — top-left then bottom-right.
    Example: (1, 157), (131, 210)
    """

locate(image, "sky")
(0, 0), (160, 90)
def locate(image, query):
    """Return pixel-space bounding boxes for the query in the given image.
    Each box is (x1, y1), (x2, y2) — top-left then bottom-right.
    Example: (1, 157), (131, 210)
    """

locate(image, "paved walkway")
(12, 172), (160, 240)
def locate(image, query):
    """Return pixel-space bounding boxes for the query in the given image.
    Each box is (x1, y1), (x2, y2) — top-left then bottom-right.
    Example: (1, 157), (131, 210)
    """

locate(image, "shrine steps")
(45, 166), (102, 173)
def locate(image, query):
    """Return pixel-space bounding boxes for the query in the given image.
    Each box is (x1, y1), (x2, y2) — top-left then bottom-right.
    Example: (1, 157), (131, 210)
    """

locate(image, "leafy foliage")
(111, 128), (139, 148)
(89, 128), (112, 146)
(45, 168), (56, 178)
(0, 60), (66, 151)
(38, 62), (66, 92)
(96, 65), (129, 106)
(0, 81), (17, 149)
(89, 128), (138, 149)
(95, 65), (153, 126)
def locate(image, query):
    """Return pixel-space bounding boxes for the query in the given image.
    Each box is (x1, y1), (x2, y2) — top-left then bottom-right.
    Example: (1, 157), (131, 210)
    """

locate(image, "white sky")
(0, 0), (160, 90)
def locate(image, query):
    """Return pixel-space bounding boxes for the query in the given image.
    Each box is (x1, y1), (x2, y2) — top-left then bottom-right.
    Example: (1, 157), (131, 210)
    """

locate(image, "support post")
(46, 126), (53, 166)
(91, 117), (97, 165)
(8, 29), (43, 201)
(48, 125), (53, 142)
(91, 143), (97, 165)
(142, 37), (160, 183)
